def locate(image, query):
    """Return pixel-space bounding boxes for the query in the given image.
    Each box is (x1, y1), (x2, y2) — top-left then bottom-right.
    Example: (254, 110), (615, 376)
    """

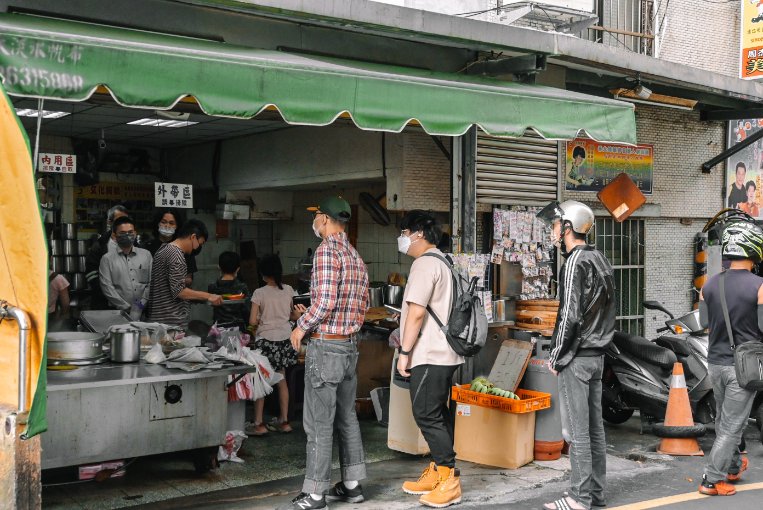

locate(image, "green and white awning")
(0, 13), (636, 143)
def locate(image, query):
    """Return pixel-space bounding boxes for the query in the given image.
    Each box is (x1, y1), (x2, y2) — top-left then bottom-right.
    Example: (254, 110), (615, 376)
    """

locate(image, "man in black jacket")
(537, 200), (616, 510)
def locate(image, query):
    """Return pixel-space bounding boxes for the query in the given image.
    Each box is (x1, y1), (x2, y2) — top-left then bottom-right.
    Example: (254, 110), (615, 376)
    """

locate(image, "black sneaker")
(277, 493), (327, 510)
(326, 481), (365, 503)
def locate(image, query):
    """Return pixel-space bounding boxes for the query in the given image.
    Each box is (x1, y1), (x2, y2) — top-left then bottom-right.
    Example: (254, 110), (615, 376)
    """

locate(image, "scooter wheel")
(652, 422), (706, 438)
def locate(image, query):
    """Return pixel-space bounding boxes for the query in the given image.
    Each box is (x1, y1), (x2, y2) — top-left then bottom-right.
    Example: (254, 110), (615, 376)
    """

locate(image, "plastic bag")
(144, 343), (166, 364)
(217, 430), (247, 463)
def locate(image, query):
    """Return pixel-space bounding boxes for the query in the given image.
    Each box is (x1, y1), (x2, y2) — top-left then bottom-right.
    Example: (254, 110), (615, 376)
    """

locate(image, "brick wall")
(398, 131), (451, 212)
(656, 0), (740, 77)
(563, 103), (726, 337)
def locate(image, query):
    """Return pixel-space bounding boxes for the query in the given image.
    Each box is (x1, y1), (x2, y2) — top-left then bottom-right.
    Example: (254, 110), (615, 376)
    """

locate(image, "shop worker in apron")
(536, 200), (616, 510)
(282, 196), (369, 510)
(696, 219), (763, 496)
(396, 210), (464, 508)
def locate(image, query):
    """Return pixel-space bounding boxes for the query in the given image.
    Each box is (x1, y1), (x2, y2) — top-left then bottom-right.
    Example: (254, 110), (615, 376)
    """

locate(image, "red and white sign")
(38, 153), (76, 173)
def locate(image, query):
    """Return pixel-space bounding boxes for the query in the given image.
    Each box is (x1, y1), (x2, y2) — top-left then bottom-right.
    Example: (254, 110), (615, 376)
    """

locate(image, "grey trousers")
(704, 363), (756, 483)
(558, 356), (606, 509)
(302, 338), (366, 494)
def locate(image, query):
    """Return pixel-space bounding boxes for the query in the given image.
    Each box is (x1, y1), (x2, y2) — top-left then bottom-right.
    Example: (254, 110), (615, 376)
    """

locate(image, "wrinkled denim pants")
(704, 363), (756, 483)
(558, 356), (606, 509)
(302, 338), (366, 494)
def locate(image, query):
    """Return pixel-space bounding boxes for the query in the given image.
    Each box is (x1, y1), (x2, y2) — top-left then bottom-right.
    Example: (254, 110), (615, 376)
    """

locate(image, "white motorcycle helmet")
(537, 200), (594, 235)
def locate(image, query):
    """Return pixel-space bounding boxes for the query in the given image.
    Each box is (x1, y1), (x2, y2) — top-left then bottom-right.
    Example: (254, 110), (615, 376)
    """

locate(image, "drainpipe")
(0, 302), (30, 414)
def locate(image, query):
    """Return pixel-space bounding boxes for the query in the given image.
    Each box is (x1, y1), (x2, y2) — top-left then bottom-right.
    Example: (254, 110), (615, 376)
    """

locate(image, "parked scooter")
(602, 302), (715, 427)
(644, 300), (763, 444)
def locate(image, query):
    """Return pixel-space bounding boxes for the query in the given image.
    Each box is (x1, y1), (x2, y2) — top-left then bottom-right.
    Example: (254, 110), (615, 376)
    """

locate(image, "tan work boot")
(402, 462), (440, 495)
(419, 466), (462, 508)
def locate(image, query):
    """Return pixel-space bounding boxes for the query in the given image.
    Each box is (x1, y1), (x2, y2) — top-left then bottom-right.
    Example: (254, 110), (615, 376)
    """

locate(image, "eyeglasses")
(313, 211), (325, 218)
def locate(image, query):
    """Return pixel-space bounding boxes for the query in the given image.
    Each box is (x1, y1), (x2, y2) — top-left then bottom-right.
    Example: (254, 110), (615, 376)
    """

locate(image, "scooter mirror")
(643, 300), (674, 319)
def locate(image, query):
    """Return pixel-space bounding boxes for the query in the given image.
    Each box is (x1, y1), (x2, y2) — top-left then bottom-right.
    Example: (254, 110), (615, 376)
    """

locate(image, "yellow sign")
(741, 0), (763, 79)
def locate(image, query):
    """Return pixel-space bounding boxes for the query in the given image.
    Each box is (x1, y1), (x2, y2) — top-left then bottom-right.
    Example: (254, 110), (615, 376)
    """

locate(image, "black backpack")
(420, 252), (488, 357)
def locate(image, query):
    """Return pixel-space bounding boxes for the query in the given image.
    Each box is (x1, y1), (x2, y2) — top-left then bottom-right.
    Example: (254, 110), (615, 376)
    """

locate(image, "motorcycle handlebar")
(656, 326), (669, 333)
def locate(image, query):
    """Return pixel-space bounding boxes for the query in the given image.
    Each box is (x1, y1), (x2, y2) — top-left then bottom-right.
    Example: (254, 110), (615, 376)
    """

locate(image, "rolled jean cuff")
(302, 478), (331, 495)
(341, 461), (367, 482)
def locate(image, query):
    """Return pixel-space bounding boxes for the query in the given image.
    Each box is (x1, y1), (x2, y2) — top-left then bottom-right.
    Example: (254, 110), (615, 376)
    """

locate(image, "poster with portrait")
(564, 138), (653, 193)
(726, 119), (763, 219)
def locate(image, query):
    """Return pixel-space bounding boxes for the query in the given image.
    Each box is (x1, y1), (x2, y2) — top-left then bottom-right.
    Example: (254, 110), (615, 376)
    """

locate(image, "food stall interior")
(15, 90), (456, 471)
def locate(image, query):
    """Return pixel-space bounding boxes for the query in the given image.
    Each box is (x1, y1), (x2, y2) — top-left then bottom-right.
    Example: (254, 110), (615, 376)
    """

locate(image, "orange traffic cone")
(656, 362), (704, 456)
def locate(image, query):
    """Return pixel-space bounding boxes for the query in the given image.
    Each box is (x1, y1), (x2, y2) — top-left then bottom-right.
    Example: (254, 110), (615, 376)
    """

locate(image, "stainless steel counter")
(47, 361), (257, 392)
(43, 361), (258, 470)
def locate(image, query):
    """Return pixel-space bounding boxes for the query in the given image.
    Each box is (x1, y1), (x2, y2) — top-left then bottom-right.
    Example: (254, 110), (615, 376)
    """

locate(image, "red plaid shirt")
(297, 232), (369, 335)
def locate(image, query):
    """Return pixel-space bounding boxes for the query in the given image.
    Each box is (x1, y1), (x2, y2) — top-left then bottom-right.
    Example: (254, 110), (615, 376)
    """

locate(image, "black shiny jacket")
(550, 245), (616, 371)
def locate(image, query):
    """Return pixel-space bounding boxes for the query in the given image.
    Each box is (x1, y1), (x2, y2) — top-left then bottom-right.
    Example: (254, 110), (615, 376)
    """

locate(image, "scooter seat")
(613, 331), (678, 370)
(655, 335), (693, 357)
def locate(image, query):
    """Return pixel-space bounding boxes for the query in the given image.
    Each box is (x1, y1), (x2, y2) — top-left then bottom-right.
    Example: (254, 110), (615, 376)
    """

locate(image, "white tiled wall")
(274, 184), (413, 284)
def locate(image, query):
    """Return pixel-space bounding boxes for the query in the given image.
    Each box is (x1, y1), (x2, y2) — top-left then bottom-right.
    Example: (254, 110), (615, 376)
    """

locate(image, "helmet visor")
(536, 201), (564, 226)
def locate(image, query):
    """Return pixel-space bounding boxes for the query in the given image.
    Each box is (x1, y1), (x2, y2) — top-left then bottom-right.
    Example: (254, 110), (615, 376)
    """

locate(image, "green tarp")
(0, 13), (636, 143)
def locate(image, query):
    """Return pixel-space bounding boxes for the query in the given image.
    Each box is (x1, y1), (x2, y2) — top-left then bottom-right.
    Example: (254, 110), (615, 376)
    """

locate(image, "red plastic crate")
(451, 384), (551, 414)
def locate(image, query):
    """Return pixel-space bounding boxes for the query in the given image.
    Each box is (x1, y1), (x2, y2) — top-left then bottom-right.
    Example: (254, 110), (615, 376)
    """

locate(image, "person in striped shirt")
(537, 200), (616, 510)
(281, 196), (369, 510)
(148, 219), (223, 328)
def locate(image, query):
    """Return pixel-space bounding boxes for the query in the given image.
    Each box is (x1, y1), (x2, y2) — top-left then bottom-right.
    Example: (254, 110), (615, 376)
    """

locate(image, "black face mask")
(116, 233), (136, 248)
(191, 237), (203, 256)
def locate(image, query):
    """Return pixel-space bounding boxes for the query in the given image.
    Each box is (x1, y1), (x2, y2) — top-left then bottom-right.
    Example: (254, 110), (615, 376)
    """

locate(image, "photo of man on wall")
(728, 162), (749, 209)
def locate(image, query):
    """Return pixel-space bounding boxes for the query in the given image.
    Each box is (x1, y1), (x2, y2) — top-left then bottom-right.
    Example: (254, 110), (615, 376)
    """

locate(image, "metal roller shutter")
(476, 129), (559, 206)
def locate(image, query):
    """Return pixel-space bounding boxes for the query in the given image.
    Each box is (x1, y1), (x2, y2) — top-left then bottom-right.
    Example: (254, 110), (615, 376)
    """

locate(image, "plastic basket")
(451, 384), (551, 414)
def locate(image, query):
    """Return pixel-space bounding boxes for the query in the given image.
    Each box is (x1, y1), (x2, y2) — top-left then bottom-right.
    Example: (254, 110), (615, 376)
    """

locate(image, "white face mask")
(397, 233), (419, 255)
(158, 226), (175, 238)
(312, 217), (323, 239)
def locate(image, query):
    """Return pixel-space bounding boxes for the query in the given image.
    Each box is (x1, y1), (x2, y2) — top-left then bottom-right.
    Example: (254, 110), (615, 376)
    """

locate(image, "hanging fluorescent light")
(15, 108), (70, 119)
(127, 117), (198, 128)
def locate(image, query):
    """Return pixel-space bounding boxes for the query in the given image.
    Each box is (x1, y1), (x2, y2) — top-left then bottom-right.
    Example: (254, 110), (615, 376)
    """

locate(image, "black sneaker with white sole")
(276, 492), (327, 510)
(325, 481), (365, 503)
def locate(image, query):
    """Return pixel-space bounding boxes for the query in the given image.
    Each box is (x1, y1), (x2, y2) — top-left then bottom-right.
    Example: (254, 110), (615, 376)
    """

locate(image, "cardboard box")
(387, 352), (429, 455)
(454, 403), (535, 469)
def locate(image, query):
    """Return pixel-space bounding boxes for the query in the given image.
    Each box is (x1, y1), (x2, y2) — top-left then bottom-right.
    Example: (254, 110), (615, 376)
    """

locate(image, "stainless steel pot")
(76, 240), (88, 253)
(61, 223), (76, 240)
(63, 239), (78, 255)
(47, 332), (105, 360)
(49, 240), (62, 256)
(63, 256), (78, 273)
(384, 285), (405, 306)
(368, 286), (384, 308)
(77, 255), (87, 273)
(110, 327), (141, 363)
(71, 273), (86, 290)
(51, 256), (64, 273)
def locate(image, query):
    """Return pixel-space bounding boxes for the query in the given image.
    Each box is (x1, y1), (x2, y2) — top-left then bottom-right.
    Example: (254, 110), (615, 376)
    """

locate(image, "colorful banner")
(74, 181), (153, 200)
(726, 119), (763, 219)
(564, 138), (653, 194)
(741, 0), (763, 79)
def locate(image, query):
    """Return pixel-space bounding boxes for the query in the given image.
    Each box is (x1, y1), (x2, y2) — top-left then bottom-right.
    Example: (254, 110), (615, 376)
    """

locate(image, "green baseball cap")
(307, 196), (351, 221)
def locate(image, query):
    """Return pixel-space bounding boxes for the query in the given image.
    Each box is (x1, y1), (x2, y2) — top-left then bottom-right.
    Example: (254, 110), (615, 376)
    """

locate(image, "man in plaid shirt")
(284, 196), (369, 510)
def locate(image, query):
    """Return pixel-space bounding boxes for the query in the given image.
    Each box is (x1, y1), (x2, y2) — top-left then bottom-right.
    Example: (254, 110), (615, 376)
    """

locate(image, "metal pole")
(461, 126), (477, 252)
(32, 98), (44, 172)
(0, 303), (30, 413)
(701, 125), (763, 173)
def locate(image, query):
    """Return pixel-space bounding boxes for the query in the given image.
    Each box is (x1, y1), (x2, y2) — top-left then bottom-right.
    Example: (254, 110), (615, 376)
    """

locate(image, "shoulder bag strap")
(719, 271), (736, 350)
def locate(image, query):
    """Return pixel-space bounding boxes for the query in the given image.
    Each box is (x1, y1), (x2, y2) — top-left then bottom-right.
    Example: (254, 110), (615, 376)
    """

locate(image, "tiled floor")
(42, 419), (400, 509)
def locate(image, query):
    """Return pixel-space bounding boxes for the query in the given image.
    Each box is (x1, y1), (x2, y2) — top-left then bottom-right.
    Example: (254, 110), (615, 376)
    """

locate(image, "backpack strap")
(419, 252), (460, 328)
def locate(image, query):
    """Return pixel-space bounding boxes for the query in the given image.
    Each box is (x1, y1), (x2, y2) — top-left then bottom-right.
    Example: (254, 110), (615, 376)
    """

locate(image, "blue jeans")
(302, 338), (366, 494)
(558, 356), (606, 509)
(704, 363), (756, 483)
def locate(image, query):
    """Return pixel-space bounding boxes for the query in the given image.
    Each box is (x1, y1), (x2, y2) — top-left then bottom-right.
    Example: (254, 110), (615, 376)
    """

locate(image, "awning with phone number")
(0, 13), (636, 143)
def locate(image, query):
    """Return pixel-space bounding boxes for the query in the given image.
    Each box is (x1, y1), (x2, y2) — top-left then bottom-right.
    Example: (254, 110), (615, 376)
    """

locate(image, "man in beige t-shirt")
(396, 210), (464, 509)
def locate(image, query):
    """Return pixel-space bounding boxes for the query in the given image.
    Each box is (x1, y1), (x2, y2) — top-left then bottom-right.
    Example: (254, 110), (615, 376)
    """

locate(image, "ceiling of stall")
(12, 97), (289, 149)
